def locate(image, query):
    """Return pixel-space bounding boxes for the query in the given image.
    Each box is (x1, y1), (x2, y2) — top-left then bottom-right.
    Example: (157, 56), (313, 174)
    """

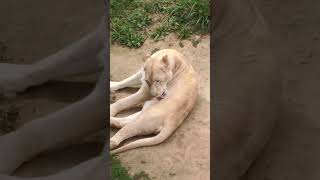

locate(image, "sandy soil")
(0, 0), (104, 177)
(110, 35), (210, 180)
(244, 0), (320, 179)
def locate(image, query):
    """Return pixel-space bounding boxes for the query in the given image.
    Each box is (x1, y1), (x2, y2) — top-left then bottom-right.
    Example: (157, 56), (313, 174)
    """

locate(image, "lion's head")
(141, 54), (173, 99)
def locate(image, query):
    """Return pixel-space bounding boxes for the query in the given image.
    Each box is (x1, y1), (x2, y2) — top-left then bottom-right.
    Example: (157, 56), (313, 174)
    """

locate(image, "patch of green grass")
(111, 0), (210, 48)
(168, 0), (210, 34)
(111, 155), (151, 180)
(147, 0), (210, 40)
(110, 0), (140, 18)
(111, 155), (132, 180)
(150, 25), (169, 41)
(111, 6), (151, 48)
(144, 0), (174, 14)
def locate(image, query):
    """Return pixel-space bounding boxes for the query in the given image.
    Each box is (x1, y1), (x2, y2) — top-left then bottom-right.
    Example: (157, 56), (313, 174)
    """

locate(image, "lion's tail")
(110, 127), (174, 155)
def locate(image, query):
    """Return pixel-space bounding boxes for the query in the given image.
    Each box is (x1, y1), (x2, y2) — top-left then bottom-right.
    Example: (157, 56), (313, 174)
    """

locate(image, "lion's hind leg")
(110, 98), (158, 128)
(110, 111), (142, 128)
(110, 111), (161, 150)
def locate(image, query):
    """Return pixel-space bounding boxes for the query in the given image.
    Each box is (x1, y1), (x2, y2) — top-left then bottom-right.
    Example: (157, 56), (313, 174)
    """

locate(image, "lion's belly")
(143, 66), (198, 125)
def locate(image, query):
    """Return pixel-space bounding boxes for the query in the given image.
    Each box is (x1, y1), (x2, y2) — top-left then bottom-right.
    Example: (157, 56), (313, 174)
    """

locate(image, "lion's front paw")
(110, 81), (120, 93)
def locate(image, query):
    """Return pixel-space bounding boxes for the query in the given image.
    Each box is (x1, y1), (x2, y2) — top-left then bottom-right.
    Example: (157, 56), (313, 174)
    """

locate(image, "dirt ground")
(244, 0), (320, 179)
(0, 0), (104, 177)
(110, 35), (210, 180)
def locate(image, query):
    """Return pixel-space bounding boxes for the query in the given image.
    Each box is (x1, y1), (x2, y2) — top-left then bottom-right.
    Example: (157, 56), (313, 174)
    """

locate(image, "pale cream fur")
(110, 49), (198, 154)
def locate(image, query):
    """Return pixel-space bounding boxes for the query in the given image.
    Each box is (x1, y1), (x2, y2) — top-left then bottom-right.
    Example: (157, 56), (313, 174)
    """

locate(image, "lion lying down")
(110, 49), (198, 154)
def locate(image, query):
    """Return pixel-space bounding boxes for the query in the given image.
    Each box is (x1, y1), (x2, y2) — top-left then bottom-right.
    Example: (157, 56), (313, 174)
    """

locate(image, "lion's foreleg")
(110, 98), (158, 128)
(110, 70), (142, 92)
(110, 84), (150, 116)
(110, 111), (142, 128)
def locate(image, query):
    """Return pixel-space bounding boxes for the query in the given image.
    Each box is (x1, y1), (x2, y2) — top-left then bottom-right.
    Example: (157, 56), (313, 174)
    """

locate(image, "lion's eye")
(155, 80), (161, 83)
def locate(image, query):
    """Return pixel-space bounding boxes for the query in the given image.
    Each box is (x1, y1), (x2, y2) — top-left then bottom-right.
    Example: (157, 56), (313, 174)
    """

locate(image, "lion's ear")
(142, 54), (151, 63)
(161, 54), (169, 67)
